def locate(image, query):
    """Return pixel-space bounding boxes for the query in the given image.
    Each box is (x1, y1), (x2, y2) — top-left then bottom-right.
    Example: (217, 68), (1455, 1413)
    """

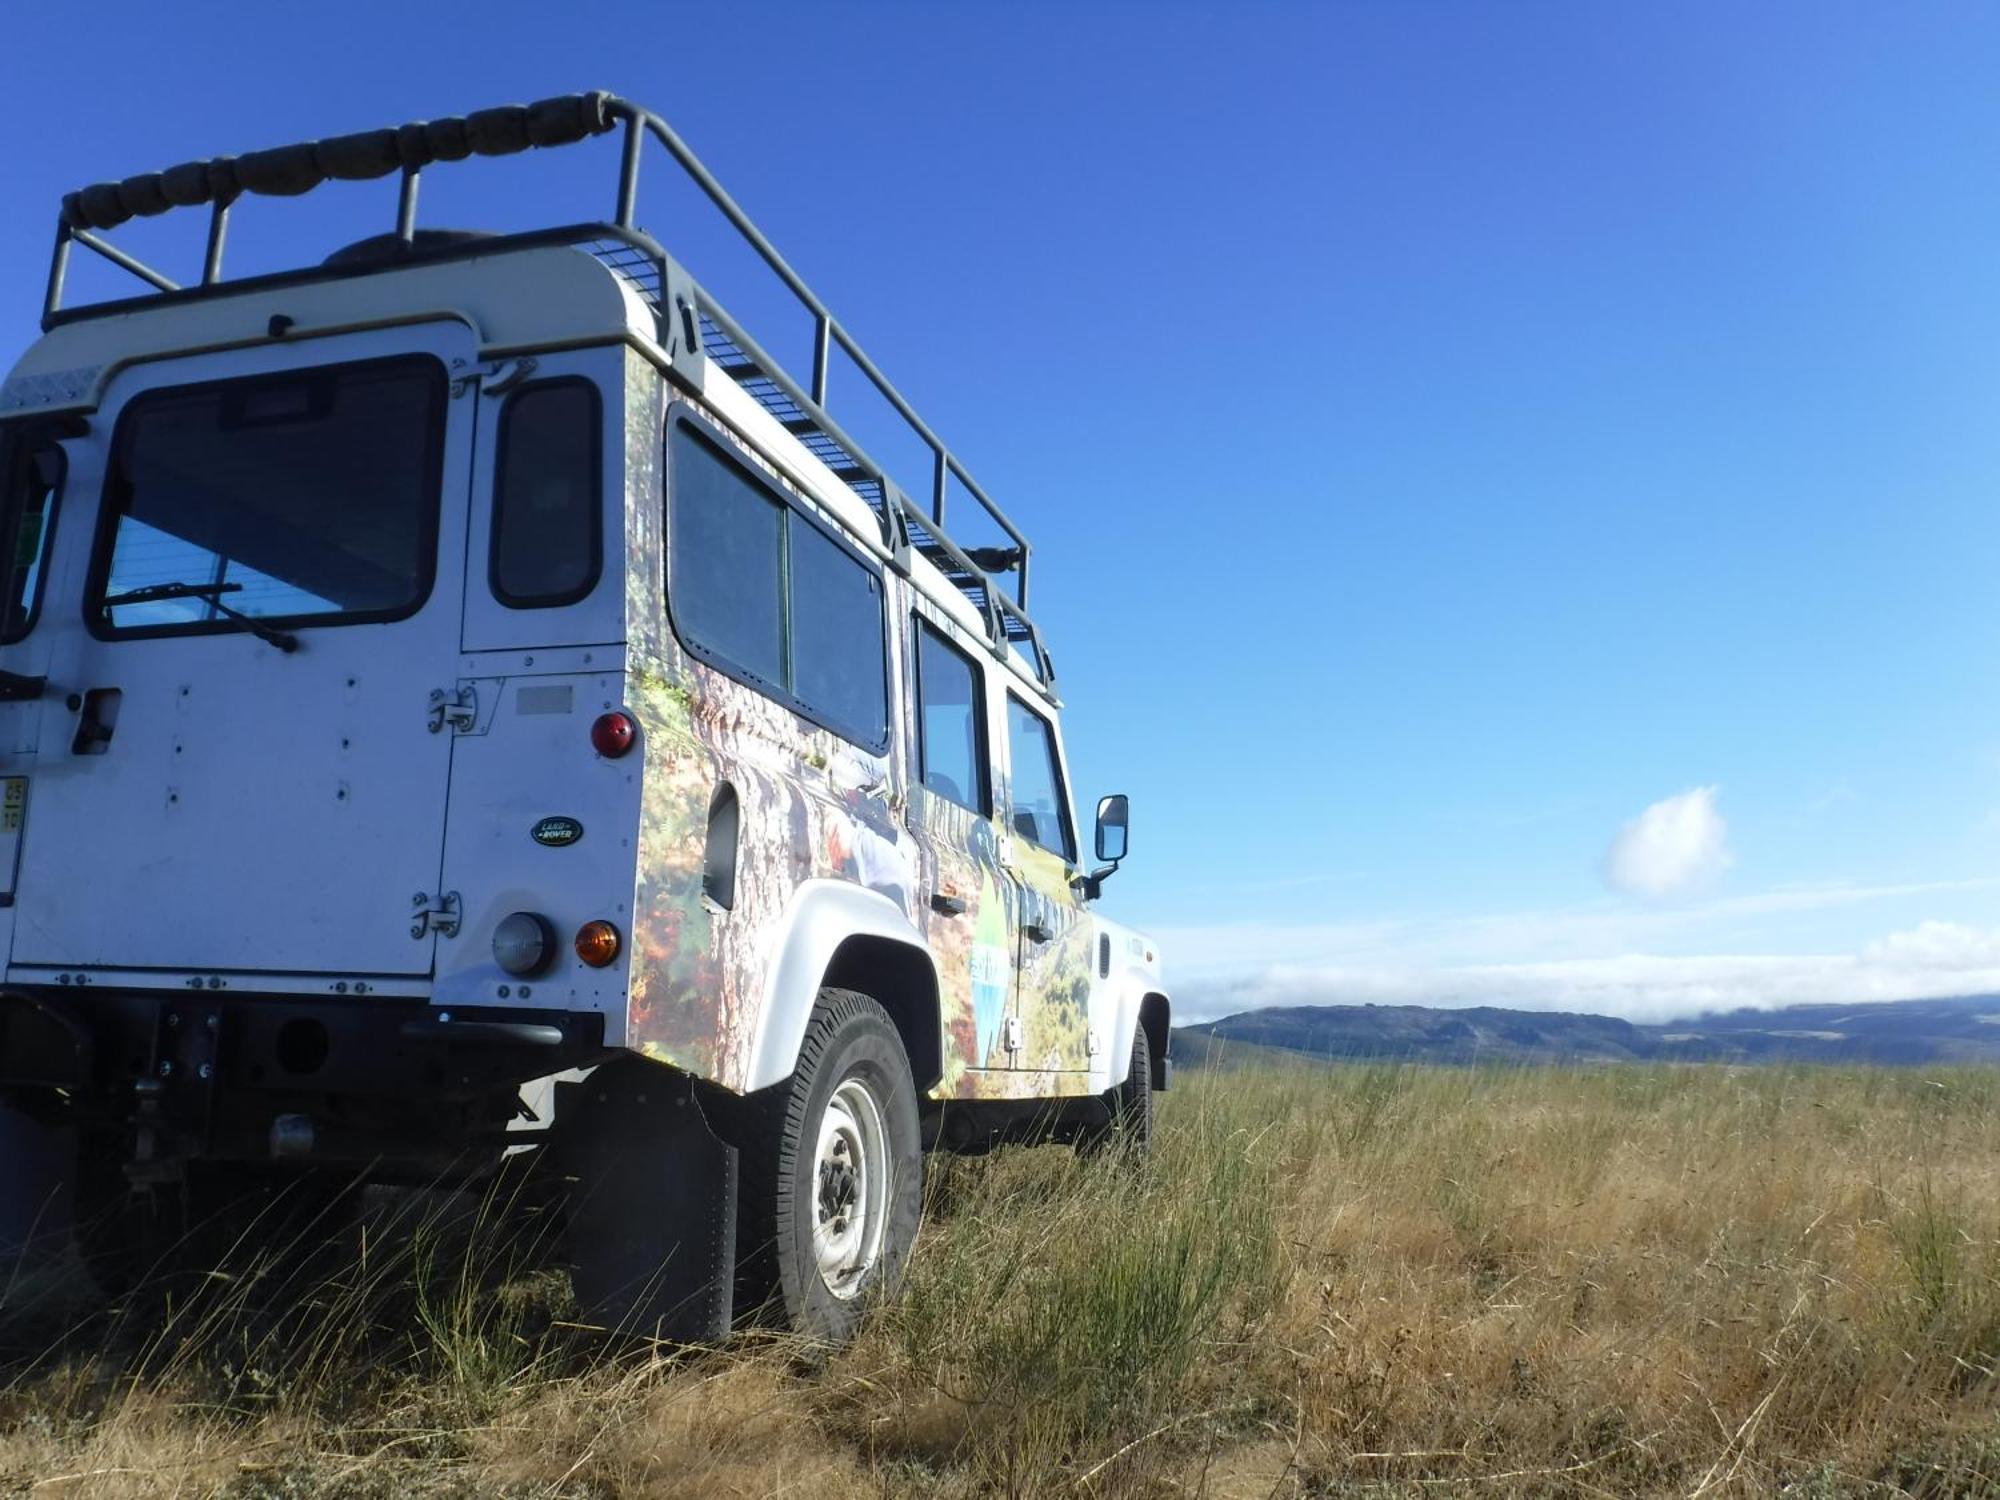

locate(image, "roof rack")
(39, 91), (1055, 692)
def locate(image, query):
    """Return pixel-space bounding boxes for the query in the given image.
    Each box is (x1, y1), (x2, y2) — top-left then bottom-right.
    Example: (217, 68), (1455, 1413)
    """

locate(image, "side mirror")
(1094, 793), (1129, 866)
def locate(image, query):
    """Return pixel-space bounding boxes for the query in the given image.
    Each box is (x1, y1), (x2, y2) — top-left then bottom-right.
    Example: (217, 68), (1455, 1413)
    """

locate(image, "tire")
(741, 988), (922, 1346)
(1083, 1021), (1154, 1157)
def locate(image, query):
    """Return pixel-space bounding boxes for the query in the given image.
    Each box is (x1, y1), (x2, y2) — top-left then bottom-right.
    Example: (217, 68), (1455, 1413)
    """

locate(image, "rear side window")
(668, 416), (887, 749)
(914, 619), (986, 814)
(0, 429), (62, 643)
(491, 379), (601, 608)
(1006, 694), (1075, 861)
(94, 356), (443, 633)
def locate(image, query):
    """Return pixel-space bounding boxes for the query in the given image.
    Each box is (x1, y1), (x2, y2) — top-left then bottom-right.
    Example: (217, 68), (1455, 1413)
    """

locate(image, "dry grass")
(3, 1061), (2000, 1497)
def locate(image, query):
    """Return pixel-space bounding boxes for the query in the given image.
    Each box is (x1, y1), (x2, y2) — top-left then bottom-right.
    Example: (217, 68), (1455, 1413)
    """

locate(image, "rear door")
(10, 323), (476, 980)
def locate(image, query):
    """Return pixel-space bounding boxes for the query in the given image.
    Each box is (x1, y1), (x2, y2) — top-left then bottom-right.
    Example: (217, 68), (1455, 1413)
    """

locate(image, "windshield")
(93, 356), (445, 634)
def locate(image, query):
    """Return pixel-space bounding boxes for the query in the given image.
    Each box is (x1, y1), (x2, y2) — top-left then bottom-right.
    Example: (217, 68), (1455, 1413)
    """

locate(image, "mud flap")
(0, 1103), (75, 1281)
(556, 1062), (737, 1343)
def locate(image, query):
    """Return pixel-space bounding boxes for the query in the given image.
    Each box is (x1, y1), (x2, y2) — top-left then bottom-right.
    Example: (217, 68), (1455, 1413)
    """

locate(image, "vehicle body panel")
(0, 231), (1167, 1127)
(9, 322), (476, 980)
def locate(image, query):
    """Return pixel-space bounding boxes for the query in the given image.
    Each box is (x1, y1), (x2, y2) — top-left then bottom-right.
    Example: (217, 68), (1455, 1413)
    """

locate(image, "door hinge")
(451, 356), (538, 399)
(411, 890), (462, 940)
(428, 684), (478, 734)
(1004, 1015), (1023, 1055)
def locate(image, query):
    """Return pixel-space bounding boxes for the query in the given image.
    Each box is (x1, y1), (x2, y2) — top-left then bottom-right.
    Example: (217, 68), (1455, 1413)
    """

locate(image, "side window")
(913, 619), (986, 814)
(491, 380), (601, 608)
(790, 520), (888, 747)
(0, 429), (62, 643)
(1005, 694), (1075, 862)
(670, 422), (784, 686)
(668, 416), (888, 749)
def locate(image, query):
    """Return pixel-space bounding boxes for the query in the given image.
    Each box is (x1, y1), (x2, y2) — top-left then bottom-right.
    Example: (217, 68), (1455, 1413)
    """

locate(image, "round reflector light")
(493, 911), (555, 977)
(575, 920), (622, 968)
(590, 711), (637, 758)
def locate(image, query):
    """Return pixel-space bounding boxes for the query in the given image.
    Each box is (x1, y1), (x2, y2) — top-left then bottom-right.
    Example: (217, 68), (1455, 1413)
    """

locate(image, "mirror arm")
(1075, 861), (1120, 903)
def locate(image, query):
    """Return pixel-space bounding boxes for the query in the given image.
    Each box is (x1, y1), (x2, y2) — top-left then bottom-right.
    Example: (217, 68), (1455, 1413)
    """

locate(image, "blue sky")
(4, 3), (1999, 1020)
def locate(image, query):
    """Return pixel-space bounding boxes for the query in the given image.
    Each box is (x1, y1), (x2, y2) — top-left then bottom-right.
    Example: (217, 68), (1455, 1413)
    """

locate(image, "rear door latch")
(411, 890), (462, 940)
(428, 684), (478, 734)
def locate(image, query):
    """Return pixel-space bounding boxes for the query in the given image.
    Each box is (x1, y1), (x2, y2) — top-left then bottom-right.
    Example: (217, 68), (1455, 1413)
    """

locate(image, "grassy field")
(4, 1059), (2000, 1497)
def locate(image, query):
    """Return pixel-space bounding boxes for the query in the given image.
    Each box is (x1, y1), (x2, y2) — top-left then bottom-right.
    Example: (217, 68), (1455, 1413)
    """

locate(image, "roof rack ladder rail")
(684, 287), (1025, 675)
(946, 452), (1031, 610)
(70, 229), (178, 294)
(201, 195), (235, 285)
(811, 315), (831, 406)
(890, 491), (1004, 646)
(610, 98), (1036, 610)
(395, 168), (420, 245)
(690, 288), (900, 548)
(41, 224), (71, 327)
(614, 112), (643, 229)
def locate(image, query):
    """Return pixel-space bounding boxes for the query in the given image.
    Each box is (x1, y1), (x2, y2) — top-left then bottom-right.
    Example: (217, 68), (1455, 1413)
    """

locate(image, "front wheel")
(760, 989), (923, 1346)
(1080, 1021), (1154, 1157)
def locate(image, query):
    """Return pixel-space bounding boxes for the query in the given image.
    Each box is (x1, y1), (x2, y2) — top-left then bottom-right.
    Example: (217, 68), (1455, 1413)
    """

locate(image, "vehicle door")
(999, 690), (1092, 1075)
(9, 323), (476, 981)
(434, 348), (635, 1012)
(904, 606), (1016, 1083)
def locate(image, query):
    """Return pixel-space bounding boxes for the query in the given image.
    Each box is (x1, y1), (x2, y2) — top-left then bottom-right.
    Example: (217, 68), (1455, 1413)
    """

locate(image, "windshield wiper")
(101, 580), (299, 654)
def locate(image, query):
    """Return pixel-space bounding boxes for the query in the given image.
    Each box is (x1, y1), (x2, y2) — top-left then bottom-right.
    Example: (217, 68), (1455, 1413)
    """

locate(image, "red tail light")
(590, 710), (636, 758)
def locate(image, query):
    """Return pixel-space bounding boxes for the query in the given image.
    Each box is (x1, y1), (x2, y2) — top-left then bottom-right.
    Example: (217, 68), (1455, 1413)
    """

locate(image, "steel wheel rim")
(812, 1073), (890, 1300)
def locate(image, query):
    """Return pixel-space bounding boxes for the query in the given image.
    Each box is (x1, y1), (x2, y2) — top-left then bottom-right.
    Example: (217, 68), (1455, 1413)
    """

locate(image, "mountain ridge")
(1174, 993), (2000, 1068)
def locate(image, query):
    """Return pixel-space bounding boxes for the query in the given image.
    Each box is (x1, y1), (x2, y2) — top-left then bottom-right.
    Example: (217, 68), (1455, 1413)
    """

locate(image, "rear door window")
(490, 379), (601, 608)
(93, 356), (444, 634)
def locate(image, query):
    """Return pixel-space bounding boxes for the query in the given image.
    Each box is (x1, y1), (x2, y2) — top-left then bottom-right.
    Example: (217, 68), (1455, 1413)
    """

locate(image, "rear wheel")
(742, 988), (922, 1346)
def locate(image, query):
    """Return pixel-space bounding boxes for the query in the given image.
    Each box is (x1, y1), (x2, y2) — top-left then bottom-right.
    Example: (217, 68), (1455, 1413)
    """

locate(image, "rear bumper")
(0, 987), (611, 1174)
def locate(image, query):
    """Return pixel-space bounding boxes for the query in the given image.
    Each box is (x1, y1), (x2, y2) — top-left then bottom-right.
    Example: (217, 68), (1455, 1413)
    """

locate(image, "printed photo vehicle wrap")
(0, 92), (1171, 1344)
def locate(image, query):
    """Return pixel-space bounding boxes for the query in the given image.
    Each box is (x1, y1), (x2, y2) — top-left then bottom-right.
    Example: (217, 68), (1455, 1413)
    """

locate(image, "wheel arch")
(1138, 991), (1171, 1091)
(743, 878), (943, 1094)
(820, 936), (943, 1093)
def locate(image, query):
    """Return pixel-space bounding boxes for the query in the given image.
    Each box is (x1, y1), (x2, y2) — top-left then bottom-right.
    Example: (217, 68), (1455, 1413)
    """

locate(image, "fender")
(742, 878), (942, 1094)
(1099, 981), (1173, 1094)
(1089, 914), (1170, 1095)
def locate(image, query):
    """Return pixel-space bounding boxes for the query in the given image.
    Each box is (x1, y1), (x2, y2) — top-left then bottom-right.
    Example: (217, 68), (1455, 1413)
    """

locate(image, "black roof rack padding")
(159, 162), (213, 208)
(61, 91), (617, 231)
(317, 129), (403, 182)
(236, 142), (323, 197)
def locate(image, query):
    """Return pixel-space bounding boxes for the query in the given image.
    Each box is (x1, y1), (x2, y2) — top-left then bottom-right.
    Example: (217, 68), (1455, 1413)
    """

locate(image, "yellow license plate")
(1, 778), (25, 834)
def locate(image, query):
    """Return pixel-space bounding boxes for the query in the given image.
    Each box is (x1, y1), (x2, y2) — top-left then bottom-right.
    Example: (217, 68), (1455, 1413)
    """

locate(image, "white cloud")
(1603, 785), (1732, 898)
(1158, 883), (2000, 1026)
(1862, 920), (2000, 968)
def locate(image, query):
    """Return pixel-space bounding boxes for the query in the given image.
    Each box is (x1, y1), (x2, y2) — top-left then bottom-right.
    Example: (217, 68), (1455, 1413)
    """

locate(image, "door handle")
(1022, 921), (1054, 944)
(930, 891), (967, 917)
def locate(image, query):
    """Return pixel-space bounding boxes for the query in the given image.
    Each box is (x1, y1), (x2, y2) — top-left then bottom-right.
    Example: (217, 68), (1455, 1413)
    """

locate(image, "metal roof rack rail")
(40, 91), (1054, 692)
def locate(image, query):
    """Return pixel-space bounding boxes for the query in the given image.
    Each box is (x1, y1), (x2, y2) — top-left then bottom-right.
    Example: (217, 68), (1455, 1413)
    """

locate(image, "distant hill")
(1174, 994), (2000, 1068)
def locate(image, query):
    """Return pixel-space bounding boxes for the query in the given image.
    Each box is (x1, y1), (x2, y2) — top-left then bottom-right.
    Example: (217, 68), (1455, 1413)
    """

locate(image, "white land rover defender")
(0, 92), (1168, 1343)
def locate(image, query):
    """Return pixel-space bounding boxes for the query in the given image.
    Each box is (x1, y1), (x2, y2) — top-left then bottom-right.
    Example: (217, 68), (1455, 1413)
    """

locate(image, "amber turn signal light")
(574, 920), (622, 967)
(590, 710), (637, 758)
